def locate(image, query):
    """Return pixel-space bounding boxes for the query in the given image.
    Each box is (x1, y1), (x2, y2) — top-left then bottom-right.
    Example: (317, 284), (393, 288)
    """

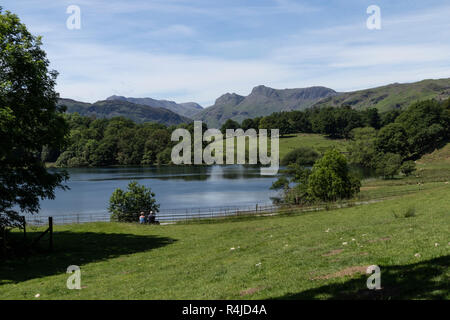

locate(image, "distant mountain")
(106, 95), (203, 118)
(193, 85), (337, 128)
(59, 98), (191, 126)
(60, 77), (450, 128)
(311, 78), (450, 112)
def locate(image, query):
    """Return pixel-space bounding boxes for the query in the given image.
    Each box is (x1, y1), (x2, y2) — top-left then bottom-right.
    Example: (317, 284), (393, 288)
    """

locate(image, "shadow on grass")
(276, 255), (449, 300)
(0, 230), (176, 285)
(279, 134), (297, 139)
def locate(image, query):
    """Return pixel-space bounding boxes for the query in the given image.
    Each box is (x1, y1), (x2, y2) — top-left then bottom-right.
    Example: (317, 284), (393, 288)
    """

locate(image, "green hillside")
(312, 78), (450, 112)
(59, 98), (192, 126)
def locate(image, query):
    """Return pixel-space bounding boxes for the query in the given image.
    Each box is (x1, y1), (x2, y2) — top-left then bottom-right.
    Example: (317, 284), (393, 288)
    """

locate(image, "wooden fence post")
(1, 227), (6, 256)
(48, 217), (53, 252)
(22, 216), (26, 240)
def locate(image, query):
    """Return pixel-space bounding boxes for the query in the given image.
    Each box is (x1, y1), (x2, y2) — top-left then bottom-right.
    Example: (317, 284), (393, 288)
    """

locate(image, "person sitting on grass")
(139, 212), (145, 224)
(148, 211), (155, 224)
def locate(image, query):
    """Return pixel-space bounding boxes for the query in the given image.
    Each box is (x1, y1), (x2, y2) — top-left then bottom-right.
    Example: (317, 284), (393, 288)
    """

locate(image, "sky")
(2, 0), (450, 106)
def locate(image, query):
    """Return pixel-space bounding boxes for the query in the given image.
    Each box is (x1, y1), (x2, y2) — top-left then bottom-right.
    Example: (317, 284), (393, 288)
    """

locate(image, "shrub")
(393, 206), (416, 218)
(108, 181), (160, 222)
(281, 147), (320, 166)
(400, 160), (416, 176)
(376, 153), (402, 179)
(307, 149), (361, 201)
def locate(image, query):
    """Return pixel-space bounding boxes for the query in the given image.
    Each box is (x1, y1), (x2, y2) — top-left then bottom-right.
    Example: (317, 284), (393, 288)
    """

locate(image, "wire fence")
(22, 199), (382, 226)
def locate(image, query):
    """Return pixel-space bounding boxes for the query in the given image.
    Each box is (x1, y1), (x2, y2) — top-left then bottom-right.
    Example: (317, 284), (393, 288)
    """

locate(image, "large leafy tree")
(0, 9), (68, 229)
(375, 123), (408, 157)
(108, 181), (160, 222)
(395, 99), (450, 158)
(307, 149), (361, 201)
(347, 127), (378, 169)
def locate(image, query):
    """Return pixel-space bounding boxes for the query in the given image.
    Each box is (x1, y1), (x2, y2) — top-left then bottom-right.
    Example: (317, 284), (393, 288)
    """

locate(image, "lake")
(37, 165), (280, 219)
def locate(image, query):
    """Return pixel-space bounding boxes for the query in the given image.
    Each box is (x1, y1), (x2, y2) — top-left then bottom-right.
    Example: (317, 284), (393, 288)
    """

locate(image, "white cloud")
(8, 0), (449, 106)
(48, 42), (292, 105)
(147, 24), (195, 37)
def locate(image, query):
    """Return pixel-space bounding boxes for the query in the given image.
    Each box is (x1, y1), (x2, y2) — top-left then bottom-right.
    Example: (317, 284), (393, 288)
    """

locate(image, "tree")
(363, 108), (381, 129)
(311, 107), (337, 136)
(400, 160), (416, 176)
(108, 181), (160, 222)
(307, 149), (361, 201)
(395, 99), (450, 158)
(376, 153), (402, 179)
(287, 110), (311, 133)
(271, 163), (311, 204)
(220, 119), (240, 134)
(380, 109), (401, 127)
(347, 127), (378, 168)
(0, 9), (69, 229)
(281, 146), (319, 166)
(376, 123), (408, 157)
(241, 118), (256, 131)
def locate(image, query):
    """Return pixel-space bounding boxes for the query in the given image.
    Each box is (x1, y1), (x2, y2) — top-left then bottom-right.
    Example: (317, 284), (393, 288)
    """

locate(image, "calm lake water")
(38, 165), (280, 217)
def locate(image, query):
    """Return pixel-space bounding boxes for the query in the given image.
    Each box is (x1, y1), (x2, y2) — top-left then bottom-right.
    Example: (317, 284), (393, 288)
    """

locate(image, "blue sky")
(2, 0), (450, 106)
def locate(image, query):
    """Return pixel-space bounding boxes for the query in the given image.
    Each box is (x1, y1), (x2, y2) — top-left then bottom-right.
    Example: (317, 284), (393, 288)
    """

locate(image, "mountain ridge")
(60, 77), (450, 128)
(193, 85), (337, 127)
(58, 98), (192, 126)
(106, 95), (203, 118)
(311, 78), (450, 111)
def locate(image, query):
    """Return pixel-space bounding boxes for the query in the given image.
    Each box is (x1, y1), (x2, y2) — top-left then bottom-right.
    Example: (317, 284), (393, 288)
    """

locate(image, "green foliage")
(271, 163), (311, 204)
(400, 160), (416, 176)
(362, 108), (381, 129)
(376, 123), (408, 157)
(311, 106), (364, 138)
(307, 149), (361, 201)
(376, 153), (402, 179)
(381, 109), (401, 127)
(395, 99), (450, 158)
(54, 114), (176, 167)
(347, 127), (378, 168)
(241, 118), (256, 131)
(0, 9), (69, 228)
(280, 146), (320, 166)
(220, 119), (240, 134)
(108, 181), (160, 222)
(392, 206), (416, 218)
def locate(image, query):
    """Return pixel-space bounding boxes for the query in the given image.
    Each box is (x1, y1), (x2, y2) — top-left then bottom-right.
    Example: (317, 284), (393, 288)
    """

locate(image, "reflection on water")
(40, 165), (280, 216)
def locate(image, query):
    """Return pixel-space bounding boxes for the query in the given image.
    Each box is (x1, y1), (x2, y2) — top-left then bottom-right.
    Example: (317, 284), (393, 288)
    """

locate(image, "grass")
(1, 142), (448, 300)
(1, 182), (448, 299)
(278, 133), (348, 159)
(210, 133), (348, 162)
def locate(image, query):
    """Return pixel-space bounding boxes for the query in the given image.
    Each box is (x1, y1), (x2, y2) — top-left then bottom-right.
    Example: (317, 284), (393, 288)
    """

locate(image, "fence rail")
(22, 199), (382, 226)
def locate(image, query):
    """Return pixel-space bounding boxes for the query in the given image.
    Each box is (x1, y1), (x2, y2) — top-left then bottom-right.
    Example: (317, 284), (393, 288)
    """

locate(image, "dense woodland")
(50, 98), (450, 169)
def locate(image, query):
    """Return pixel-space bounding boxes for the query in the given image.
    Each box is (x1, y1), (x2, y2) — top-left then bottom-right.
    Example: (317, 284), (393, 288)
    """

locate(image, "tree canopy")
(307, 149), (361, 201)
(109, 181), (160, 222)
(0, 9), (68, 229)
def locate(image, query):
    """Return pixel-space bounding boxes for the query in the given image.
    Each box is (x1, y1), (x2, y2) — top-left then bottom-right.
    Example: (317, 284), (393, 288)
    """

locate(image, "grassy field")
(210, 133), (348, 162)
(278, 133), (348, 159)
(1, 158), (448, 299)
(1, 143), (448, 300)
